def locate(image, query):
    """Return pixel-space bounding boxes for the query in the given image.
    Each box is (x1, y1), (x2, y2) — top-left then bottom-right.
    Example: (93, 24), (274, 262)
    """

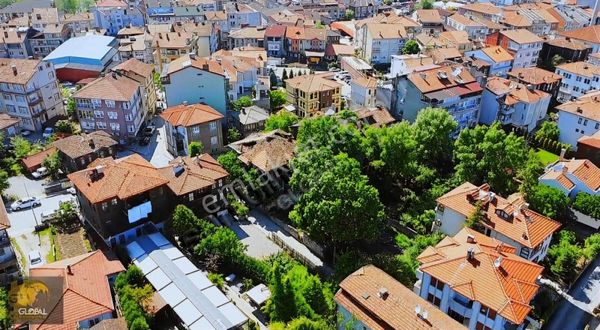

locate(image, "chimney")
(67, 265), (73, 275)
(494, 256), (503, 268)
(467, 247), (475, 259)
(11, 64), (16, 76)
(88, 139), (95, 149)
(467, 234), (476, 244)
(202, 63), (209, 70)
(559, 148), (566, 160)
(378, 287), (389, 299)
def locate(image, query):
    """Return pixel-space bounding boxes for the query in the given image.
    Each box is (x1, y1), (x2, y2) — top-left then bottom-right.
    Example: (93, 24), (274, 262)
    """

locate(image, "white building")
(350, 75), (377, 108)
(556, 91), (600, 148)
(389, 54), (437, 77)
(555, 61), (600, 102)
(92, 0), (145, 36)
(415, 228), (544, 330)
(361, 23), (407, 65)
(433, 182), (561, 262)
(446, 13), (488, 41)
(539, 159), (600, 198)
(0, 58), (64, 132)
(493, 29), (543, 69)
(480, 77), (550, 132)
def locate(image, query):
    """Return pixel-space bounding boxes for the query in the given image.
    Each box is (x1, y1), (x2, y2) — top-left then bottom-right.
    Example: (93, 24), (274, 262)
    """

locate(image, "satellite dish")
(415, 305), (421, 315)
(422, 310), (428, 320)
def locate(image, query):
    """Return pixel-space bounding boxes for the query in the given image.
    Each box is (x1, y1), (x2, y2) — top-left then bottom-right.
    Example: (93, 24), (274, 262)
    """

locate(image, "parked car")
(28, 250), (44, 268)
(11, 197), (41, 211)
(21, 130), (31, 137)
(67, 187), (76, 195)
(42, 127), (54, 138)
(143, 125), (156, 136)
(32, 167), (49, 179)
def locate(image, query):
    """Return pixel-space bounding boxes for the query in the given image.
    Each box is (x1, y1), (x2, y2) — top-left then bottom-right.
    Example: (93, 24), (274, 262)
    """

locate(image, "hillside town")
(0, 0), (599, 329)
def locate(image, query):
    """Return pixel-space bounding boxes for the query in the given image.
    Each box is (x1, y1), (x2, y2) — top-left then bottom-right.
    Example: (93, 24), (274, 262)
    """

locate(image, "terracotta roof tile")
(67, 153), (170, 204)
(0, 58), (41, 85)
(22, 147), (57, 172)
(437, 182), (561, 248)
(501, 29), (542, 44)
(556, 61), (600, 78)
(0, 113), (19, 130)
(112, 58), (154, 78)
(415, 9), (443, 24)
(480, 46), (514, 63)
(547, 159), (600, 191)
(165, 54), (225, 76)
(30, 251), (125, 330)
(486, 77), (550, 105)
(160, 103), (223, 127)
(158, 154), (229, 196)
(285, 73), (341, 93)
(408, 65), (477, 94)
(356, 106), (395, 127)
(52, 130), (117, 159)
(229, 130), (295, 172)
(508, 67), (561, 85)
(560, 25), (600, 45)
(556, 91), (600, 121)
(336, 265), (466, 330)
(74, 73), (140, 102)
(417, 228), (543, 325)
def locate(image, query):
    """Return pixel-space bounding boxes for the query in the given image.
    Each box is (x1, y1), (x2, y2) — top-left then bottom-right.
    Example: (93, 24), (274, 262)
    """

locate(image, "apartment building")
(173, 21), (218, 58)
(92, 0), (145, 36)
(350, 75), (377, 108)
(160, 103), (224, 156)
(113, 58), (158, 115)
(481, 77), (551, 132)
(415, 228), (544, 330)
(486, 29), (543, 69)
(508, 67), (562, 101)
(264, 25), (286, 57)
(540, 37), (592, 66)
(161, 54), (227, 115)
(228, 27), (266, 49)
(224, 3), (262, 33)
(550, 5), (591, 32)
(73, 72), (145, 144)
(152, 31), (197, 73)
(555, 61), (600, 102)
(0, 27), (30, 58)
(464, 46), (514, 77)
(560, 25), (600, 52)
(394, 65), (482, 132)
(390, 54), (437, 77)
(434, 182), (561, 261)
(29, 23), (71, 58)
(68, 154), (171, 247)
(360, 23), (407, 65)
(411, 9), (444, 36)
(458, 3), (504, 23)
(556, 91), (600, 148)
(540, 159), (600, 198)
(446, 14), (488, 42)
(61, 12), (94, 35)
(0, 58), (63, 132)
(285, 73), (342, 118)
(336, 265), (466, 330)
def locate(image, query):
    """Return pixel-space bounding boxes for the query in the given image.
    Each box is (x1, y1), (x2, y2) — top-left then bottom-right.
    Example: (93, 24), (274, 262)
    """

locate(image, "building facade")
(285, 73), (342, 118)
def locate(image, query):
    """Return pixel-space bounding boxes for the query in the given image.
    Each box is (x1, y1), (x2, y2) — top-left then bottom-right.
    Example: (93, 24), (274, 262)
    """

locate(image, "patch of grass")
(10, 238), (26, 271)
(41, 227), (61, 263)
(536, 149), (559, 166)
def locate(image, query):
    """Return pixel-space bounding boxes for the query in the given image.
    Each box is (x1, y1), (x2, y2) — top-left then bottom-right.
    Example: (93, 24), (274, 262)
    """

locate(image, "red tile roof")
(437, 182), (561, 248)
(264, 25), (287, 38)
(22, 147), (57, 172)
(417, 228), (543, 325)
(30, 251), (125, 330)
(158, 154), (229, 196)
(67, 153), (170, 204)
(160, 103), (223, 127)
(336, 265), (466, 330)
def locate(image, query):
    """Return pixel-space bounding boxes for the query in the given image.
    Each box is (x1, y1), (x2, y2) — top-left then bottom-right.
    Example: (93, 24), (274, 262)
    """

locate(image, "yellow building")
(285, 73), (342, 118)
(152, 32), (197, 72)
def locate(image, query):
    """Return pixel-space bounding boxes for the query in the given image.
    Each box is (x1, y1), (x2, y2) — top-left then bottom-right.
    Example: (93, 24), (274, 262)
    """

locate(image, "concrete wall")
(164, 67), (228, 115)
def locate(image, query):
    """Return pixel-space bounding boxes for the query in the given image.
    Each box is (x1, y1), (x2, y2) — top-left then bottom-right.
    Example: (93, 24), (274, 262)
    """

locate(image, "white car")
(42, 127), (54, 139)
(32, 167), (48, 179)
(28, 250), (44, 268)
(11, 197), (41, 211)
(20, 130), (31, 137)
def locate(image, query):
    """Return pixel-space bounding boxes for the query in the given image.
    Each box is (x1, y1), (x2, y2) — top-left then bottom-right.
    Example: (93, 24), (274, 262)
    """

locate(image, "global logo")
(8, 279), (51, 319)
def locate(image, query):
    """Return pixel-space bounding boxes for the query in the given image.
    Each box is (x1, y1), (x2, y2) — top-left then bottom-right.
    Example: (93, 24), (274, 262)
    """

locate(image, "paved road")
(7, 193), (74, 237)
(545, 256), (600, 330)
(118, 117), (173, 167)
(6, 175), (45, 199)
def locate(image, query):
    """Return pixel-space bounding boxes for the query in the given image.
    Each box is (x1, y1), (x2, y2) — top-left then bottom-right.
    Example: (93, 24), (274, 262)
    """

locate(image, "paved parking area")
(117, 117), (173, 167)
(230, 220), (281, 259)
(7, 193), (75, 237)
(6, 175), (45, 199)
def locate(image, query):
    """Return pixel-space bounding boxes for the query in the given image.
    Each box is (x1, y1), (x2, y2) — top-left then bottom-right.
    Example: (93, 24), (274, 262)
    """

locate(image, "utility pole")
(23, 183), (41, 246)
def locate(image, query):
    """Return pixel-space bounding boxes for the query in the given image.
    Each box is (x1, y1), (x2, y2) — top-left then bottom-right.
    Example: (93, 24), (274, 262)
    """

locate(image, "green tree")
(227, 127), (242, 142)
(400, 209), (435, 234)
(208, 273), (225, 289)
(584, 233), (600, 261)
(413, 107), (457, 171)
(66, 98), (77, 119)
(0, 170), (9, 194)
(269, 90), (288, 111)
(282, 70), (288, 86)
(465, 201), (486, 230)
(11, 136), (32, 159)
(55, 120), (73, 134)
(420, 0), (433, 9)
(551, 54), (565, 68)
(526, 184), (570, 220)
(188, 141), (203, 157)
(265, 110), (298, 132)
(42, 152), (61, 178)
(573, 192), (600, 219)
(152, 71), (163, 91)
(536, 121), (560, 141)
(289, 153), (385, 247)
(402, 39), (420, 55)
(454, 123), (527, 195)
(289, 70), (294, 79)
(171, 205), (200, 239)
(344, 9), (354, 20)
(394, 233), (444, 286)
(266, 262), (297, 322)
(269, 69), (278, 87)
(217, 151), (246, 180)
(517, 150), (545, 196)
(297, 116), (365, 162)
(195, 226), (246, 263)
(232, 96), (253, 111)
(0, 288), (10, 330)
(547, 230), (582, 284)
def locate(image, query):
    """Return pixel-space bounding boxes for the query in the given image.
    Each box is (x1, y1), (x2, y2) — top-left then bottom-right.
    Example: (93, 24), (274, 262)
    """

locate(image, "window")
(209, 122), (217, 130)
(430, 277), (444, 291)
(427, 293), (441, 307)
(105, 100), (115, 108)
(579, 118), (583, 124)
(107, 111), (118, 120)
(127, 125), (135, 133)
(6, 105), (15, 113)
(211, 136), (218, 145)
(110, 123), (120, 131)
(18, 106), (27, 114)
(476, 322), (492, 330)
(584, 119), (588, 126)
(94, 110), (104, 118)
(192, 126), (200, 134)
(125, 114), (133, 121)
(595, 123), (599, 129)
(189, 193), (194, 201)
(3, 94), (10, 100)
(15, 95), (24, 102)
(111, 199), (118, 205)
(102, 202), (108, 210)
(91, 99), (101, 108)
(96, 122), (107, 129)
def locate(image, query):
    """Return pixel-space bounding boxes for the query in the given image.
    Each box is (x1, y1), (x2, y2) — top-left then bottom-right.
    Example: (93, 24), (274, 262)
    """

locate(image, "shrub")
(573, 192), (600, 219)
(208, 273), (225, 290)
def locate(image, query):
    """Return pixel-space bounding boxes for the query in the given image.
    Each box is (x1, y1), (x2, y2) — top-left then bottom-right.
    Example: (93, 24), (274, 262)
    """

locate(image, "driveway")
(229, 220), (281, 259)
(6, 175), (46, 199)
(544, 256), (600, 330)
(7, 193), (74, 237)
(117, 117), (173, 167)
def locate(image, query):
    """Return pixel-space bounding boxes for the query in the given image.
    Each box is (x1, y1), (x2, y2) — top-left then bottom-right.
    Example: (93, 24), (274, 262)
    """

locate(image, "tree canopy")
(232, 96), (253, 111)
(536, 121), (560, 141)
(269, 90), (288, 112)
(265, 111), (298, 133)
(546, 230), (583, 284)
(189, 141), (203, 157)
(402, 40), (420, 55)
(573, 192), (600, 219)
(526, 184), (570, 220)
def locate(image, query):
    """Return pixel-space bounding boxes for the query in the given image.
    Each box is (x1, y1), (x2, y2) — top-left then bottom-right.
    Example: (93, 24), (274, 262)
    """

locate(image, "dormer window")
(495, 209), (512, 222)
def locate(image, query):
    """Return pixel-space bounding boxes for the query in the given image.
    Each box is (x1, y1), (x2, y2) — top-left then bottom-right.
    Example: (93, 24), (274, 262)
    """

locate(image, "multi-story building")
(508, 67), (562, 101)
(539, 158), (600, 198)
(68, 154), (171, 246)
(438, 31), (472, 52)
(360, 23), (407, 65)
(560, 25), (600, 52)
(433, 182), (561, 261)
(480, 77), (551, 132)
(0, 58), (63, 132)
(412, 9), (444, 36)
(446, 14), (488, 42)
(228, 27), (266, 49)
(152, 31), (197, 73)
(29, 23), (71, 58)
(264, 25), (286, 57)
(0, 199), (18, 286)
(224, 3), (262, 33)
(160, 102), (224, 156)
(336, 265), (466, 330)
(486, 29), (543, 69)
(52, 130), (118, 173)
(555, 61), (600, 102)
(390, 54), (437, 77)
(415, 228), (544, 330)
(345, 0), (377, 19)
(350, 74), (377, 108)
(161, 54), (228, 115)
(173, 21), (218, 58)
(73, 72), (145, 144)
(61, 12), (94, 35)
(0, 27), (30, 58)
(285, 73), (342, 117)
(113, 58), (158, 116)
(556, 91), (600, 148)
(0, 0), (53, 23)
(393, 65), (482, 132)
(464, 46), (514, 77)
(92, 0), (145, 36)
(550, 5), (591, 32)
(458, 3), (503, 23)
(540, 37), (592, 67)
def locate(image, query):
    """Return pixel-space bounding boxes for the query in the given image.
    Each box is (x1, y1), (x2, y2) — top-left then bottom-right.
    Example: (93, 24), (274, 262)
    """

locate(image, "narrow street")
(544, 255), (600, 330)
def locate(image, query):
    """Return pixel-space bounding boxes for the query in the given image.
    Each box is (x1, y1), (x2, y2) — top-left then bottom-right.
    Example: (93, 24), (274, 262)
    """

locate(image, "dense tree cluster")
(265, 110), (298, 133)
(573, 192), (600, 219)
(115, 266), (153, 330)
